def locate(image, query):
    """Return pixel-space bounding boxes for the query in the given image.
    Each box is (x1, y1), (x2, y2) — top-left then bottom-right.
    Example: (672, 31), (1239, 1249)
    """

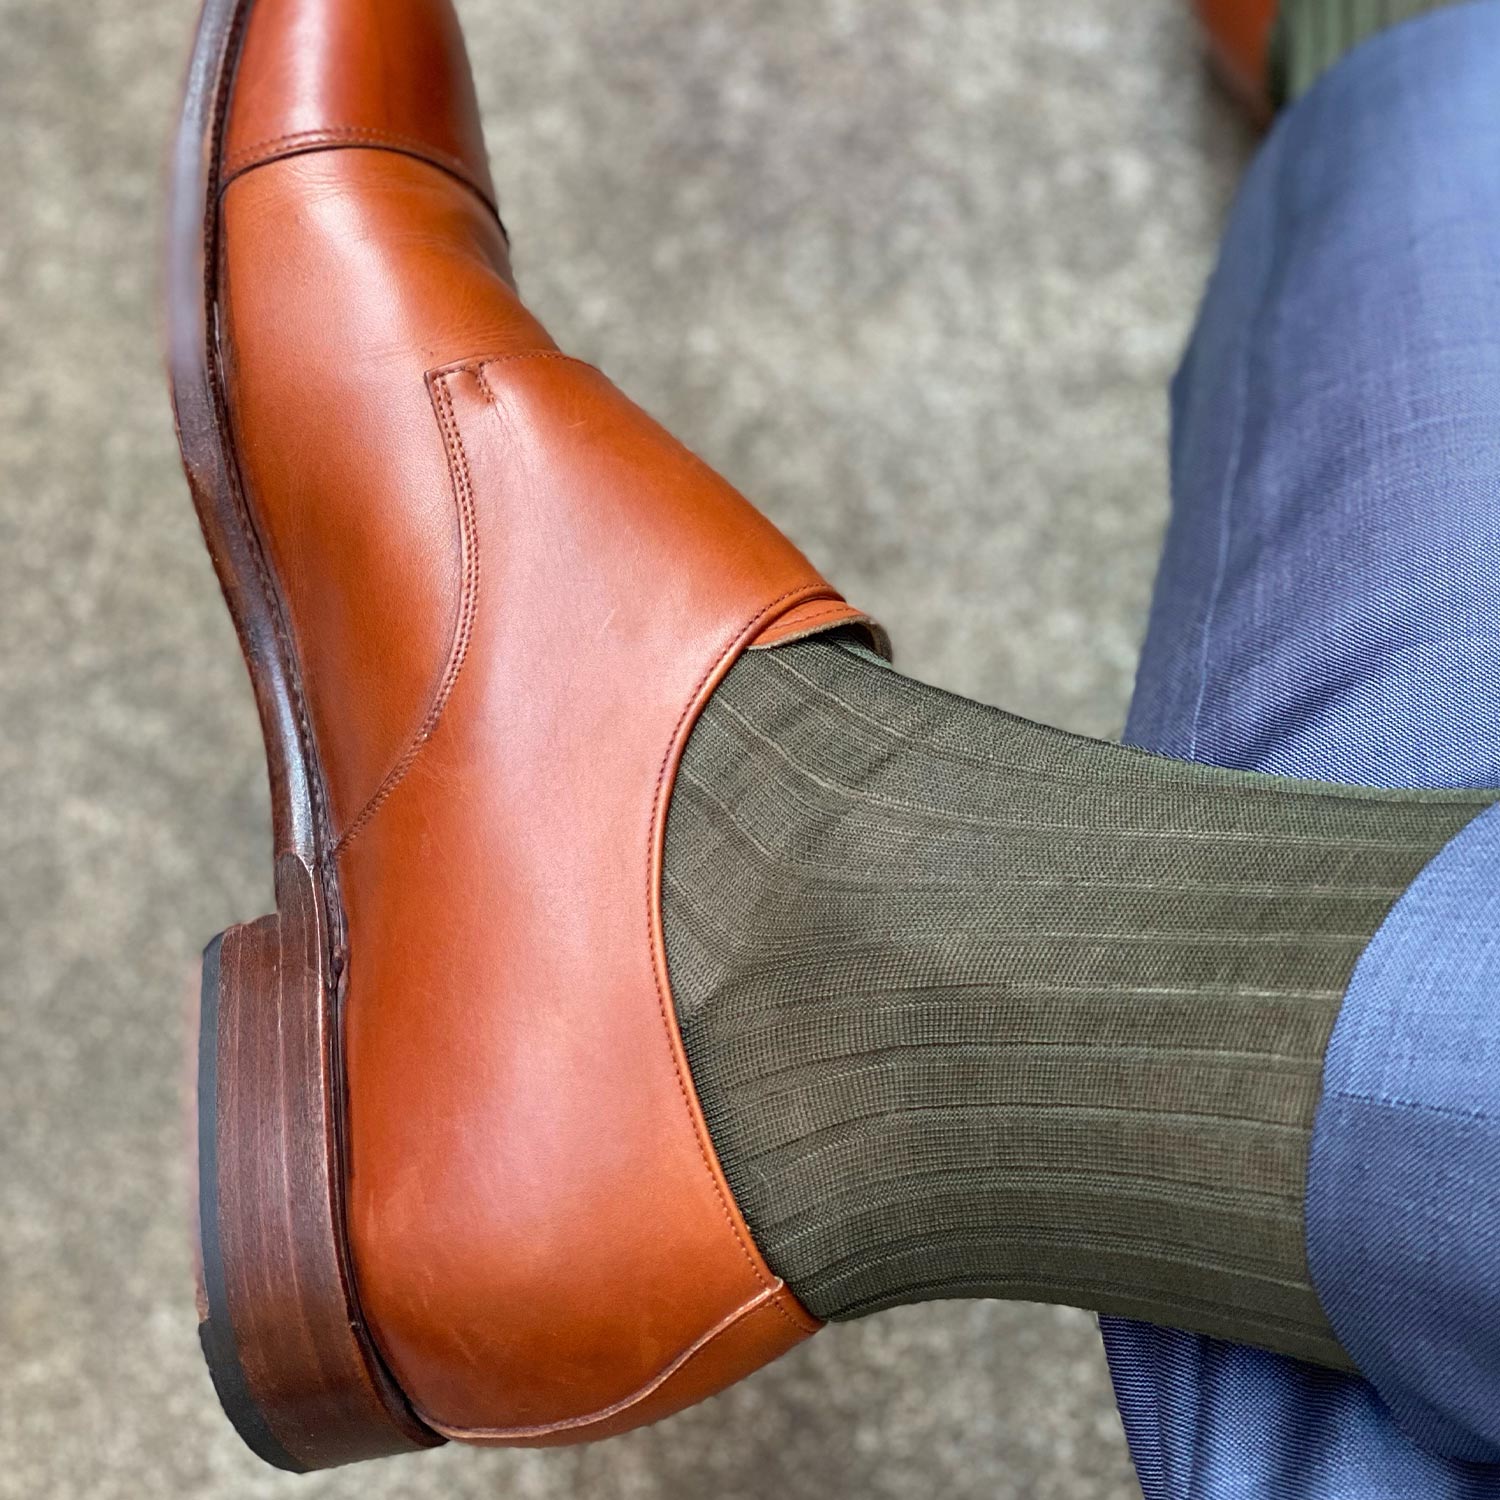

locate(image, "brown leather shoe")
(168, 0), (883, 1472)
(1192, 0), (1280, 121)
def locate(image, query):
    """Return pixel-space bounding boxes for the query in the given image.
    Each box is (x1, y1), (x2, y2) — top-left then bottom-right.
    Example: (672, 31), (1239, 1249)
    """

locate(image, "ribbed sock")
(663, 634), (1497, 1364)
(1272, 0), (1465, 103)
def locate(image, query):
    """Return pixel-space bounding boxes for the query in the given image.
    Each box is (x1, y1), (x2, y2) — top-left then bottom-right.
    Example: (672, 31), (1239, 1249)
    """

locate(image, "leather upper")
(224, 0), (497, 207)
(217, 0), (878, 1443)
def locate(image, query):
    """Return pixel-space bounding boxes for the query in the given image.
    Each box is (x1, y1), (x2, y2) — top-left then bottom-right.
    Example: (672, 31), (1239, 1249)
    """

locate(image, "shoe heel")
(195, 855), (441, 1470)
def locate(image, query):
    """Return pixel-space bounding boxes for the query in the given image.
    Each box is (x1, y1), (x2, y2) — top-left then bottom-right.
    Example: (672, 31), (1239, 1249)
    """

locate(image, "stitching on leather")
(648, 584), (839, 1334)
(219, 126), (499, 214)
(336, 371), (481, 851)
(765, 601), (850, 627)
(224, 125), (473, 177)
(749, 600), (860, 645)
(422, 353), (589, 401)
(336, 354), (589, 846)
(471, 351), (584, 403)
(417, 1283), (795, 1440)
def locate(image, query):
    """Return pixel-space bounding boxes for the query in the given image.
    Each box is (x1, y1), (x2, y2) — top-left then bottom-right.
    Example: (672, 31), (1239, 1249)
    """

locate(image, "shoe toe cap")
(223, 0), (497, 207)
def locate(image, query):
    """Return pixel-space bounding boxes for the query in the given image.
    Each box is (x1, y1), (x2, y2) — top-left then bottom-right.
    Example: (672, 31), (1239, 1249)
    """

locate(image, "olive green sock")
(1272, 0), (1466, 104)
(663, 634), (1497, 1364)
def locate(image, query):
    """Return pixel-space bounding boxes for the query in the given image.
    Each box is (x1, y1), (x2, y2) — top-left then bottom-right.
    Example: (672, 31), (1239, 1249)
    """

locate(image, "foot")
(167, 0), (879, 1471)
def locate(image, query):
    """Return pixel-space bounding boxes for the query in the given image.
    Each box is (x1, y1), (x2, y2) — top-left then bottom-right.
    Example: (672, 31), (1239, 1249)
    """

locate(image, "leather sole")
(166, 0), (442, 1470)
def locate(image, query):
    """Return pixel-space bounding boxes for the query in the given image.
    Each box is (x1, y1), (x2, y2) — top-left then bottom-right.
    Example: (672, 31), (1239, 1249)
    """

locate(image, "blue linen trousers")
(1103, 5), (1500, 1493)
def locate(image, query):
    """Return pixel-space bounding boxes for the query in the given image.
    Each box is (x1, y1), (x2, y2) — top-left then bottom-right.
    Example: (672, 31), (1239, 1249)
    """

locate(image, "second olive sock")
(1272, 0), (1465, 103)
(664, 634), (1497, 1364)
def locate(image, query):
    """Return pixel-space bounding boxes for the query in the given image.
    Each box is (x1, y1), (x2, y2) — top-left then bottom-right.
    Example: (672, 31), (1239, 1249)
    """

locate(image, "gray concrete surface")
(0, 1), (1251, 1495)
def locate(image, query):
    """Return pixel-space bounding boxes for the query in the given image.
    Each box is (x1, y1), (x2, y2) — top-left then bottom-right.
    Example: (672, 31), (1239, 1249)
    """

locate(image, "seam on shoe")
(647, 584), (842, 1336)
(430, 352), (584, 383)
(415, 1283), (799, 1441)
(220, 125), (498, 210)
(336, 370), (480, 852)
(748, 600), (867, 648)
(472, 351), (586, 402)
(330, 355), (606, 849)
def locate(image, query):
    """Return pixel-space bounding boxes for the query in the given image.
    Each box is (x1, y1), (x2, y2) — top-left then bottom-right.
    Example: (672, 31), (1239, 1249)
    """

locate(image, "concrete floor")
(0, 1), (1253, 1495)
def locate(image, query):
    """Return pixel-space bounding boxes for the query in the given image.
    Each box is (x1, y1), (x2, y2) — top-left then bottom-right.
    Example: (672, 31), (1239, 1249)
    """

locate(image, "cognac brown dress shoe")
(167, 0), (883, 1472)
(1192, 0), (1280, 120)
